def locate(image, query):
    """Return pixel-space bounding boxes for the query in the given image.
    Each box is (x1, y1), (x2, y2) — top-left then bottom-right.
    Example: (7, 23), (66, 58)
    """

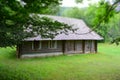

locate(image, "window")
(32, 41), (41, 50)
(38, 41), (41, 49)
(85, 40), (92, 52)
(48, 41), (57, 49)
(75, 41), (82, 51)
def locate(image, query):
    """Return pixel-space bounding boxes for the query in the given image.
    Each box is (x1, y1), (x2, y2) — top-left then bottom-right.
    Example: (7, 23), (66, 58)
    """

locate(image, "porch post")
(62, 40), (66, 54)
(82, 40), (85, 53)
(95, 40), (97, 53)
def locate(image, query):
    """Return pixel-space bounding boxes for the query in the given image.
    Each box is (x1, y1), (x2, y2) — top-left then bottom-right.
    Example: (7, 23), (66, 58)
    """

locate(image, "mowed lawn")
(0, 43), (120, 80)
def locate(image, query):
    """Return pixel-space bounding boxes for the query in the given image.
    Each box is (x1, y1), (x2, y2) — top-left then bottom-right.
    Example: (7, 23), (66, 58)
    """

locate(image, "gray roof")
(25, 15), (103, 41)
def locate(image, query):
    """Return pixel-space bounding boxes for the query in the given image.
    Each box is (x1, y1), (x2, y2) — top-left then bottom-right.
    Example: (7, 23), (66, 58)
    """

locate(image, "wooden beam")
(62, 40), (65, 54)
(74, 40), (76, 51)
(16, 44), (21, 58)
(82, 40), (85, 53)
(95, 40), (97, 53)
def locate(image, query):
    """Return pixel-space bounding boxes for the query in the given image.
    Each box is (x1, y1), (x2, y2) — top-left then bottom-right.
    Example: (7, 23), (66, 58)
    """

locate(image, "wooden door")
(91, 41), (95, 52)
(85, 40), (92, 53)
(75, 41), (83, 53)
(66, 41), (74, 53)
(85, 40), (96, 53)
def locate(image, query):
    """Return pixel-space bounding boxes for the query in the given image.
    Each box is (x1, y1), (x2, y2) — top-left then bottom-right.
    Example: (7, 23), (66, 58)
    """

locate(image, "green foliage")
(62, 7), (85, 19)
(105, 13), (120, 42)
(1, 44), (120, 80)
(41, 3), (60, 15)
(75, 0), (92, 3)
(108, 13), (120, 35)
(93, 0), (120, 42)
(93, 1), (116, 25)
(111, 37), (120, 45)
(27, 14), (73, 39)
(75, 0), (83, 3)
(83, 5), (97, 27)
(0, 0), (73, 47)
(61, 0), (120, 42)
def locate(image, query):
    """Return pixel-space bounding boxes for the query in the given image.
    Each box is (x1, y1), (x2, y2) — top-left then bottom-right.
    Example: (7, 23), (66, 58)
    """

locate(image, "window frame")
(38, 41), (42, 49)
(32, 41), (42, 50)
(32, 41), (34, 50)
(48, 40), (57, 49)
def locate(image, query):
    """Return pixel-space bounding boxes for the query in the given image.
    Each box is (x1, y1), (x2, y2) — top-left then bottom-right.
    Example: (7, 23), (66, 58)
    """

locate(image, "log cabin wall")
(65, 40), (96, 54)
(65, 40), (75, 54)
(95, 40), (97, 53)
(75, 41), (83, 53)
(84, 40), (96, 53)
(19, 40), (97, 56)
(20, 41), (63, 54)
(65, 40), (84, 54)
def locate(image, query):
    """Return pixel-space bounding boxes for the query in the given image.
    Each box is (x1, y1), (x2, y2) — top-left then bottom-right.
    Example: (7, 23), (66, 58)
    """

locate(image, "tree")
(41, 3), (60, 15)
(0, 0), (73, 47)
(91, 0), (120, 44)
(62, 7), (85, 19)
(105, 13), (120, 43)
(75, 0), (120, 43)
(75, 0), (83, 3)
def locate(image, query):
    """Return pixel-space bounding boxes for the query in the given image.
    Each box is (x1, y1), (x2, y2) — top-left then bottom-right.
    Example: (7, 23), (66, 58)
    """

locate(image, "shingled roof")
(25, 15), (103, 41)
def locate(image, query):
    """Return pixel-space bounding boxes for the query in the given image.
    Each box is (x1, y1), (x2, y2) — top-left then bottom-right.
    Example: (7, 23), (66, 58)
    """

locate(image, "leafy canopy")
(0, 0), (73, 47)
(75, 0), (120, 43)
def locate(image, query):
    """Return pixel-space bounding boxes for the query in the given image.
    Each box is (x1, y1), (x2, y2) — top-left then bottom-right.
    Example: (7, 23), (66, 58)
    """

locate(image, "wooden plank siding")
(65, 40), (75, 53)
(62, 40), (66, 54)
(75, 41), (83, 53)
(21, 41), (63, 54)
(65, 40), (84, 54)
(84, 40), (96, 53)
(18, 40), (97, 58)
(82, 40), (85, 53)
(95, 40), (97, 53)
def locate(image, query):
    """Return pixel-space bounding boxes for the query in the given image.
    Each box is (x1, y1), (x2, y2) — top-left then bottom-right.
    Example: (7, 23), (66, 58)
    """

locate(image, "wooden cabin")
(17, 15), (103, 58)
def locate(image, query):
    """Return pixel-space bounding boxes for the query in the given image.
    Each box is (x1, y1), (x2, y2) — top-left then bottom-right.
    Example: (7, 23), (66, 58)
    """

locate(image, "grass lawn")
(0, 43), (120, 80)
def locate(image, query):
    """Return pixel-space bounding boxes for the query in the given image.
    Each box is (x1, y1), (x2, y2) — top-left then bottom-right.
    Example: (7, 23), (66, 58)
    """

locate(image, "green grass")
(0, 43), (120, 80)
